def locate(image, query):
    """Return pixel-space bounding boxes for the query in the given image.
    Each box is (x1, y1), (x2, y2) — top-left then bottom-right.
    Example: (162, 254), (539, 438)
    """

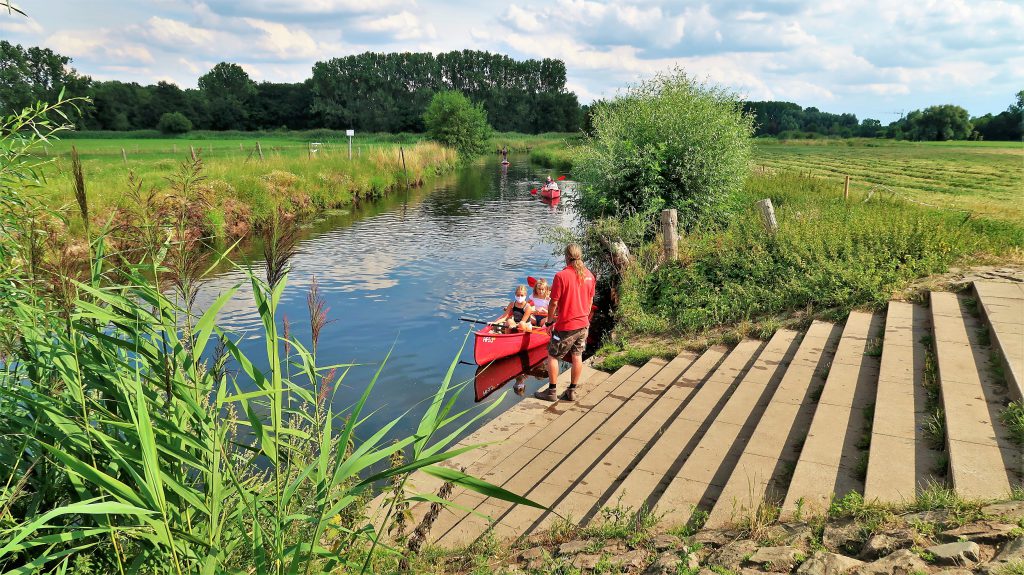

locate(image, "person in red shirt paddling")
(535, 243), (596, 402)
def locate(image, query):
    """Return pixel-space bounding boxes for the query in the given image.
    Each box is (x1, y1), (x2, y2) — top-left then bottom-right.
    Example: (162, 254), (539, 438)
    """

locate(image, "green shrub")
(617, 171), (1021, 336)
(423, 90), (492, 157)
(572, 68), (754, 232)
(157, 111), (193, 134)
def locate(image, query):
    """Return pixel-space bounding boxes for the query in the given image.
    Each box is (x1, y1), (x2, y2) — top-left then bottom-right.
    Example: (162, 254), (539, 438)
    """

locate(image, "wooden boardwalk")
(378, 279), (1024, 546)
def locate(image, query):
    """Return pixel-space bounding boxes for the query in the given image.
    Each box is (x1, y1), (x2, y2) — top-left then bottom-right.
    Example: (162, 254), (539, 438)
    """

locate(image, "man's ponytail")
(565, 243), (585, 280)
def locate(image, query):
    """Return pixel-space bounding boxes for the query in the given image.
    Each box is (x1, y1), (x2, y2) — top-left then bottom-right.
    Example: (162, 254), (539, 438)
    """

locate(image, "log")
(598, 235), (632, 274)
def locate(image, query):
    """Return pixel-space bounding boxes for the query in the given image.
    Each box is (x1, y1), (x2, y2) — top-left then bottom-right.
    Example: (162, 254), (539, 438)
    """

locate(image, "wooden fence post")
(400, 146), (410, 189)
(757, 198), (779, 234)
(240, 143), (244, 152)
(844, 175), (851, 200)
(660, 209), (678, 261)
(121, 148), (127, 165)
(256, 141), (264, 161)
(173, 144), (177, 154)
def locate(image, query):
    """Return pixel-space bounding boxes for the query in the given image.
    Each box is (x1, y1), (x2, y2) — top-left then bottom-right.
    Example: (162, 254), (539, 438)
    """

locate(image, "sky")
(2, 0), (1022, 121)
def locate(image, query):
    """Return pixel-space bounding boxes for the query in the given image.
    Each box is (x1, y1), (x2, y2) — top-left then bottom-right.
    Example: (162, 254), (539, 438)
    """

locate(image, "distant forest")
(1, 40), (1020, 141)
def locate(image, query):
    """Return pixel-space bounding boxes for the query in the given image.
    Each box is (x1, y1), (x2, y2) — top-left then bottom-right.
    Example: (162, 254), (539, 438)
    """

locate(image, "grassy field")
(532, 137), (1023, 223)
(753, 138), (1024, 223)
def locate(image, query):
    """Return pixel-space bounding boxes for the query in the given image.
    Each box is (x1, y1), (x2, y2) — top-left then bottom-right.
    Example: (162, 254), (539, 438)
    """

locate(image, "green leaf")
(423, 465), (546, 510)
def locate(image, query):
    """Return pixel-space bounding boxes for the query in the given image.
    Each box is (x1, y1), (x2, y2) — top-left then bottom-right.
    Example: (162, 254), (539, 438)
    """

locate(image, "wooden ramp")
(404, 279), (1023, 547)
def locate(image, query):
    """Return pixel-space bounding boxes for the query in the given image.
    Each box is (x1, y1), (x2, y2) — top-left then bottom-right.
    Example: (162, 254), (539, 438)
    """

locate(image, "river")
(194, 155), (578, 446)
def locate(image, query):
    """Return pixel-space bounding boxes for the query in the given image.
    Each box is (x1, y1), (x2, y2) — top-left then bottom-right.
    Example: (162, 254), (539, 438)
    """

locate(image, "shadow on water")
(195, 155), (582, 445)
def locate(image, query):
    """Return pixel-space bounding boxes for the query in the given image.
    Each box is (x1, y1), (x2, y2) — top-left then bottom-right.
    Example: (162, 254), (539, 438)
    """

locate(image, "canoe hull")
(539, 187), (560, 199)
(474, 345), (549, 401)
(473, 324), (552, 365)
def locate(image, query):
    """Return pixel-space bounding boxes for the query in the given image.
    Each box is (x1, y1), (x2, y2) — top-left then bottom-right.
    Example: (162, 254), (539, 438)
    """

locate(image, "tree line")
(0, 39), (1019, 141)
(742, 95), (1023, 141)
(0, 42), (581, 134)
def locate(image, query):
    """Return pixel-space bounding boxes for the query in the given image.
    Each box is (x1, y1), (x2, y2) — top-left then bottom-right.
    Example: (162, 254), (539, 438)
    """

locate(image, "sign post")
(346, 129), (354, 160)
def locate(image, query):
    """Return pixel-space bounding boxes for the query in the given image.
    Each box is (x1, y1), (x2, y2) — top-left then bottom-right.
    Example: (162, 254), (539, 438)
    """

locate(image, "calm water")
(194, 156), (575, 443)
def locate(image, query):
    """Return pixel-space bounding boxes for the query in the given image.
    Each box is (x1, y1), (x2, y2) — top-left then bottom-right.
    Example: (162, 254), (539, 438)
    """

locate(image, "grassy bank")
(33, 137), (458, 240)
(595, 167), (1024, 369)
(33, 131), (581, 241)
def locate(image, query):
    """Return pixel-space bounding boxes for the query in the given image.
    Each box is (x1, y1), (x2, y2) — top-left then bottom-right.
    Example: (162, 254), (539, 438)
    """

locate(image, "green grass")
(1001, 402), (1024, 445)
(752, 138), (1024, 223)
(614, 169), (1023, 339)
(31, 136), (458, 239)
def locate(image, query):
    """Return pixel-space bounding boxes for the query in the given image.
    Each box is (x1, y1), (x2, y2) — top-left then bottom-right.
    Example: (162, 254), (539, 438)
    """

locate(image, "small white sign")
(346, 129), (354, 137)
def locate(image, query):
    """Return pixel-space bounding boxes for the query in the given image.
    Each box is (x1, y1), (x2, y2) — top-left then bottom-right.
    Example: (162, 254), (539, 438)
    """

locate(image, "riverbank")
(36, 138), (458, 243)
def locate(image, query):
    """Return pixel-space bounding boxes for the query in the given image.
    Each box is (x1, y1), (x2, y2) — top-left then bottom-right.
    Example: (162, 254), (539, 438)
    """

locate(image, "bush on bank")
(424, 90), (493, 157)
(573, 69), (754, 233)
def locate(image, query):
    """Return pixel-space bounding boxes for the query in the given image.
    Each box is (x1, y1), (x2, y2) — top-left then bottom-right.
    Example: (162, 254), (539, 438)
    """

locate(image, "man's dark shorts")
(548, 327), (588, 358)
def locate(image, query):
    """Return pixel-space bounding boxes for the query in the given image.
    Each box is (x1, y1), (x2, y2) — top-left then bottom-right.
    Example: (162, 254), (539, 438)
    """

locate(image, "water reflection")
(195, 155), (576, 442)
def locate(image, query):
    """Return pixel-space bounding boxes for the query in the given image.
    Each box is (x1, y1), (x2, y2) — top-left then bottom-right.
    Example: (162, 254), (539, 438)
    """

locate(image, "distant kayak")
(501, 160), (510, 165)
(539, 185), (560, 199)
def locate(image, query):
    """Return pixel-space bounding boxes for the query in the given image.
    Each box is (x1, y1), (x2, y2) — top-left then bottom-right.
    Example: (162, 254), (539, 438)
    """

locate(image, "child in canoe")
(529, 278), (551, 328)
(495, 284), (534, 332)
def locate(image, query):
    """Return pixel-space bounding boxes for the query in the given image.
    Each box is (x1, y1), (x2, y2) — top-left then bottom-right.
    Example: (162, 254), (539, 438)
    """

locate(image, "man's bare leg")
(570, 353), (583, 387)
(547, 355), (559, 389)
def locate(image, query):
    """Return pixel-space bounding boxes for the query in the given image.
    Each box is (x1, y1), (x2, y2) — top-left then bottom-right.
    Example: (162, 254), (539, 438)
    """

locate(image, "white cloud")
(142, 16), (218, 48)
(44, 30), (155, 65)
(500, 5), (542, 33)
(356, 10), (436, 41)
(242, 17), (323, 59)
(0, 14), (42, 35)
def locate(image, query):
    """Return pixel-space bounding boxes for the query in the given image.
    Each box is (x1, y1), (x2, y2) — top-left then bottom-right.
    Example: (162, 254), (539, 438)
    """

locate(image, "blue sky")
(2, 0), (1022, 121)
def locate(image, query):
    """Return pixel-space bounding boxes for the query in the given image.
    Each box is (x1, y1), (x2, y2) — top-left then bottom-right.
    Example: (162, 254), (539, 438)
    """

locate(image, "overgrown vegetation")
(613, 171), (1022, 339)
(0, 99), (536, 573)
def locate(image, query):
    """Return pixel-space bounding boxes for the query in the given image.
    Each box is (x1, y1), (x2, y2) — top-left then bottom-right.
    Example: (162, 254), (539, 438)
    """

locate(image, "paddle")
(530, 188), (537, 195)
(557, 175), (566, 181)
(459, 317), (494, 326)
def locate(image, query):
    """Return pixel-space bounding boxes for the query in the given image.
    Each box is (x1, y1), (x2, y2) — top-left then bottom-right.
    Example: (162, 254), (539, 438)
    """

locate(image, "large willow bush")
(573, 69), (754, 232)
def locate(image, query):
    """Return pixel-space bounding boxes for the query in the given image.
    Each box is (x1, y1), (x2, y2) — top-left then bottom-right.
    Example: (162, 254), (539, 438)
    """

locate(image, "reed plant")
(0, 100), (539, 574)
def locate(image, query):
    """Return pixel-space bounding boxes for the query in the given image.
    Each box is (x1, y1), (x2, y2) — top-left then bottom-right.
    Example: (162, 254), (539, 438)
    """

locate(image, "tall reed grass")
(0, 99), (539, 574)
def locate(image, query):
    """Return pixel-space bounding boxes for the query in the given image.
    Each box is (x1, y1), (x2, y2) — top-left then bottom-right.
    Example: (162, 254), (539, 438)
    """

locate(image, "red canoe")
(539, 186), (560, 199)
(473, 322), (552, 365)
(474, 345), (549, 402)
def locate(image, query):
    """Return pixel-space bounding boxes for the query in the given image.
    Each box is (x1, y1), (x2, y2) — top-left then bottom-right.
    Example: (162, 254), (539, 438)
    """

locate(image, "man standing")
(535, 243), (595, 402)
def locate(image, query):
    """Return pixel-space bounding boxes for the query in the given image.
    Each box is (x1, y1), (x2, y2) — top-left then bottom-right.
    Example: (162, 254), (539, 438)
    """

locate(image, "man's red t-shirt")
(550, 265), (596, 331)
